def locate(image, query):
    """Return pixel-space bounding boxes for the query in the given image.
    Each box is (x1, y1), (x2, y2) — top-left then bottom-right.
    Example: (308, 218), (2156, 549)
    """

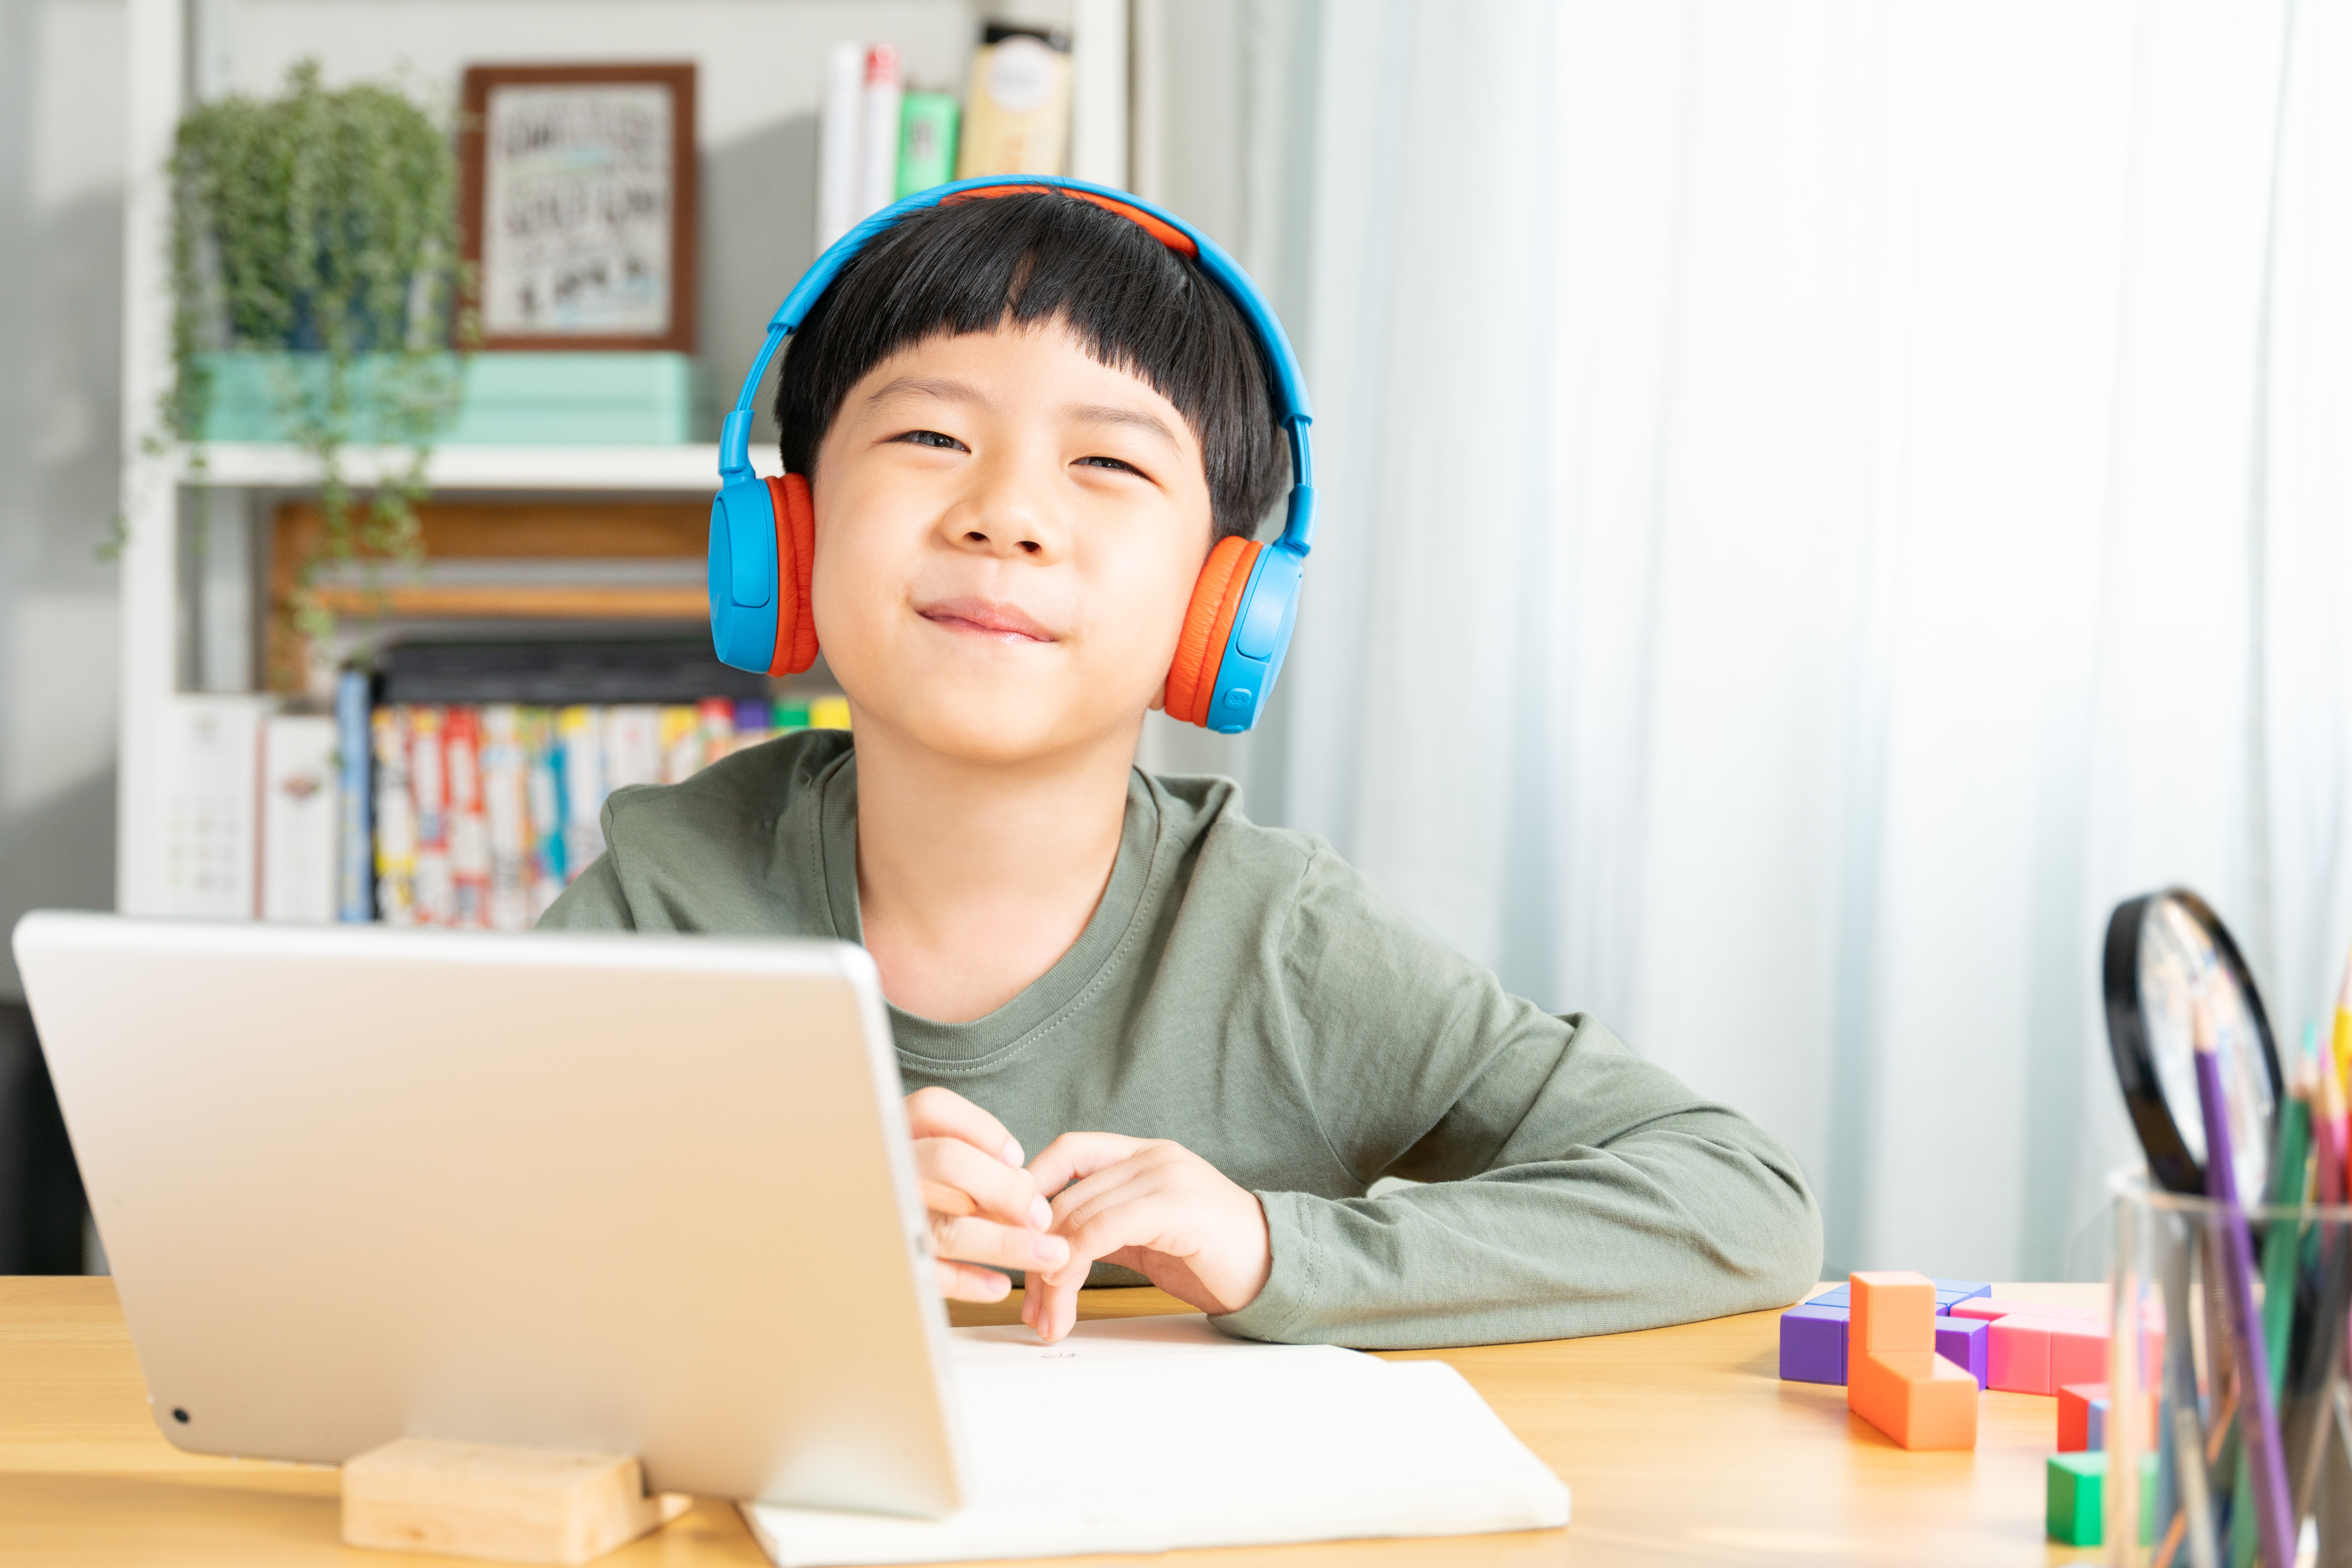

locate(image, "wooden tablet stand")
(342, 1438), (693, 1564)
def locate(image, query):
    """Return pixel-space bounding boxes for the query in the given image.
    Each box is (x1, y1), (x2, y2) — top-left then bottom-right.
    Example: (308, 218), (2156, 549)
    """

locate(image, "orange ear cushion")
(765, 474), (820, 676)
(1164, 537), (1262, 726)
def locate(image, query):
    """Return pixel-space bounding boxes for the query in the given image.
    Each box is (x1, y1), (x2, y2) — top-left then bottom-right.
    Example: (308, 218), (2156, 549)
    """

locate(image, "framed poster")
(459, 63), (698, 352)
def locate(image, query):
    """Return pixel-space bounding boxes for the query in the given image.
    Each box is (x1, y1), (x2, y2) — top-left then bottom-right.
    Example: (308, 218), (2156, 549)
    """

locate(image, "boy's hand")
(904, 1087), (1070, 1301)
(1020, 1134), (1273, 1343)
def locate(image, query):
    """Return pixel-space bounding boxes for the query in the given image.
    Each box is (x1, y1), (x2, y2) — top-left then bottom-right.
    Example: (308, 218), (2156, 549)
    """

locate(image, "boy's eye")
(893, 428), (968, 452)
(1074, 455), (1143, 476)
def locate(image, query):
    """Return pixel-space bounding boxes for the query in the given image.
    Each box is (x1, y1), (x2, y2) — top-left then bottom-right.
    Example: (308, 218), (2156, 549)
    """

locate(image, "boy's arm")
(1210, 853), (1823, 1350)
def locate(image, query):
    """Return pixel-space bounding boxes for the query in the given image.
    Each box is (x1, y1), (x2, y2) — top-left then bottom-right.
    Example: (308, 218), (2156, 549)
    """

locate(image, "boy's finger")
(936, 1259), (1014, 1303)
(1026, 1131), (1148, 1198)
(932, 1212), (1072, 1274)
(918, 1136), (1051, 1229)
(1025, 1270), (1080, 1343)
(904, 1085), (1025, 1167)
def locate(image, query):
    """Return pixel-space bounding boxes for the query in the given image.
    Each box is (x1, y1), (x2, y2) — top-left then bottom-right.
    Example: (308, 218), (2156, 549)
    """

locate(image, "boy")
(541, 189), (1822, 1348)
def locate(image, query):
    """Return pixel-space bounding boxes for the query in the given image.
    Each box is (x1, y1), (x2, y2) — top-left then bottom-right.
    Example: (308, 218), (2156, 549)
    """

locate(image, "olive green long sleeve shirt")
(539, 730), (1823, 1348)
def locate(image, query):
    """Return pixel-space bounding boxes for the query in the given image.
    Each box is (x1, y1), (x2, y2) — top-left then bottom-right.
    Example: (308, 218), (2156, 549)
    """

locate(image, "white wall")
(0, 0), (128, 1001)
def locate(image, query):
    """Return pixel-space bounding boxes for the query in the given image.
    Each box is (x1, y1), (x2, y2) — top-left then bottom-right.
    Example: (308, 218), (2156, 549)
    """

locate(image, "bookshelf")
(113, 0), (1133, 918)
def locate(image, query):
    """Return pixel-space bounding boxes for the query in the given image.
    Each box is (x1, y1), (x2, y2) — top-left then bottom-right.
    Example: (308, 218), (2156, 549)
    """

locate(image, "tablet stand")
(342, 1438), (693, 1564)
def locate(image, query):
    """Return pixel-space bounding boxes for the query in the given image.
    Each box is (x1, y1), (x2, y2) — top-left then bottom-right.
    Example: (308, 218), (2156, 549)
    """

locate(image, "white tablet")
(12, 911), (964, 1514)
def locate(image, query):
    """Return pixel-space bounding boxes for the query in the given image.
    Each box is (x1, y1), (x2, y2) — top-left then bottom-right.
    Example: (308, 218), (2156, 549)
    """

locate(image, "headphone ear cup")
(765, 474), (820, 675)
(1163, 537), (1263, 726)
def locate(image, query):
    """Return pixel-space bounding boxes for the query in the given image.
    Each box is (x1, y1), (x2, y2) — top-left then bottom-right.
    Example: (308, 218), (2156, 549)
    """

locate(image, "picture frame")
(458, 63), (698, 353)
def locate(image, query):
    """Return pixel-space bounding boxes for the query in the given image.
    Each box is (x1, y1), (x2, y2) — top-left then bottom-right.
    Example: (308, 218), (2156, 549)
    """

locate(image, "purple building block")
(1781, 1304), (1849, 1385)
(1934, 1313), (1990, 1388)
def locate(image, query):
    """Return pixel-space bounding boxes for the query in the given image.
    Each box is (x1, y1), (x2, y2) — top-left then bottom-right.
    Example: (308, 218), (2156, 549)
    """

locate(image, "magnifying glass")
(2103, 888), (2281, 1200)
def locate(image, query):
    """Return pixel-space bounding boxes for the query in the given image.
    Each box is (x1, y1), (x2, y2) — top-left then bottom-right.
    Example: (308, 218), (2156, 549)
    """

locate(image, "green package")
(897, 92), (960, 198)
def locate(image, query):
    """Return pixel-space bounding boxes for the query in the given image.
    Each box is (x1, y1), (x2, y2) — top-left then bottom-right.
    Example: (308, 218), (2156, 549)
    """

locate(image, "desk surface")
(1, 1276), (2101, 1567)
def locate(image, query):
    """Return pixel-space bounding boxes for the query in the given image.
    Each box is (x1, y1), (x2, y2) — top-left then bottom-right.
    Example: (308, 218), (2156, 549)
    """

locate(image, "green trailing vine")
(166, 59), (476, 682)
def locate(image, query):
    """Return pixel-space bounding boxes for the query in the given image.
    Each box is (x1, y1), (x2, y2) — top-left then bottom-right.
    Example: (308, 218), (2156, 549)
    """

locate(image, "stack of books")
(369, 693), (848, 930)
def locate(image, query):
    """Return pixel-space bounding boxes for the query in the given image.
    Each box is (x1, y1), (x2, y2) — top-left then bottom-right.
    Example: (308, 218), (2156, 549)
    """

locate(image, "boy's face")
(809, 320), (1216, 765)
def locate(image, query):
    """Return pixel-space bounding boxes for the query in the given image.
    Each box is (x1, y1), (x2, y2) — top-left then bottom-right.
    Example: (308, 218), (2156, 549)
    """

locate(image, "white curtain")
(1256, 0), (2352, 1280)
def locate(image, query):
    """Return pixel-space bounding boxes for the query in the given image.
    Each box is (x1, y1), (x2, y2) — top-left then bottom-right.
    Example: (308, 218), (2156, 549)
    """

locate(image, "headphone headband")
(717, 175), (1314, 553)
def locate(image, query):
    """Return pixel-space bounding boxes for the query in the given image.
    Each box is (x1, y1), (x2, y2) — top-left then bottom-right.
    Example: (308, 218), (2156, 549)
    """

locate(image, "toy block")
(2086, 1397), (2107, 1451)
(1949, 1298), (2013, 1323)
(2046, 1451), (2158, 1548)
(2045, 1318), (2107, 1390)
(1850, 1349), (1979, 1450)
(1933, 1314), (1989, 1387)
(1850, 1271), (1937, 1354)
(1779, 1305), (1848, 1384)
(1988, 1313), (2063, 1393)
(341, 1439), (691, 1564)
(1933, 1279), (1991, 1301)
(1807, 1285), (1849, 1309)
(2057, 1382), (2107, 1452)
(2047, 1452), (2105, 1546)
(1951, 1297), (2098, 1324)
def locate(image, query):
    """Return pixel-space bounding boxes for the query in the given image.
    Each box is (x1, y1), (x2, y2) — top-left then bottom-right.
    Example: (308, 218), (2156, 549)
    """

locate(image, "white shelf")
(179, 442), (775, 492)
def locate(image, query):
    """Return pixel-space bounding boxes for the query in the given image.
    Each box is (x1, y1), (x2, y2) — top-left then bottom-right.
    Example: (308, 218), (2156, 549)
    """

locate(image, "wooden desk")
(1, 1276), (2100, 1566)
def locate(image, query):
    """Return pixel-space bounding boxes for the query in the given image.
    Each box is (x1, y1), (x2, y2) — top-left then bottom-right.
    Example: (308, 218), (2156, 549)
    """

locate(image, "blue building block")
(1780, 1304), (1848, 1384)
(2086, 1397), (2108, 1451)
(1806, 1285), (1849, 1309)
(1934, 1279), (1991, 1298)
(1934, 1313), (1990, 1387)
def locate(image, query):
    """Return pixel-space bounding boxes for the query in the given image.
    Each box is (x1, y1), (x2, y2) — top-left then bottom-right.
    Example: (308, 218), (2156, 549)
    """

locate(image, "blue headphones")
(707, 175), (1315, 734)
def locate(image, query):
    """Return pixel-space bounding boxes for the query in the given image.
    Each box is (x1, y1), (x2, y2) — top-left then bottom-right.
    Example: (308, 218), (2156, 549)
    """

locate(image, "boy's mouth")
(914, 597), (1056, 643)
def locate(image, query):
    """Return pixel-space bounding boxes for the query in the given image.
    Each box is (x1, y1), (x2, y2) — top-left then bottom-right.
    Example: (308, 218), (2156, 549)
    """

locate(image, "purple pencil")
(2196, 994), (2294, 1568)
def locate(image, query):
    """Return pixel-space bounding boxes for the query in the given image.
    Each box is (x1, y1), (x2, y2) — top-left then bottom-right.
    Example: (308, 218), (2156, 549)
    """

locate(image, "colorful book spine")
(481, 705), (533, 933)
(559, 704), (606, 879)
(371, 707), (417, 926)
(335, 668), (373, 922)
(444, 708), (488, 928)
(858, 45), (904, 224)
(523, 708), (566, 920)
(409, 706), (454, 926)
(897, 91), (960, 196)
(365, 695), (828, 924)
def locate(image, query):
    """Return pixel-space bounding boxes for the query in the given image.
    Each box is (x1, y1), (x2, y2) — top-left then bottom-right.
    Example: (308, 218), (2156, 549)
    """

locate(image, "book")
(372, 707), (417, 926)
(858, 45), (904, 226)
(259, 713), (340, 924)
(604, 705), (662, 791)
(897, 92), (960, 197)
(559, 704), (607, 877)
(444, 708), (489, 928)
(480, 705), (533, 932)
(409, 706), (455, 926)
(159, 695), (268, 919)
(335, 669), (373, 922)
(956, 25), (1071, 179)
(818, 40), (866, 250)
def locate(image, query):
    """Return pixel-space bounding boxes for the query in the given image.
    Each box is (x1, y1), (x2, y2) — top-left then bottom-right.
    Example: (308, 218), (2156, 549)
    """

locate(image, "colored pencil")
(2195, 993), (2295, 1568)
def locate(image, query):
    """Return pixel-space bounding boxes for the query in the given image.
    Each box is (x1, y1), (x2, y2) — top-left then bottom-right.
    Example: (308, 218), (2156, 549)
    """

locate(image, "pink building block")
(1951, 1298), (2100, 1324)
(1988, 1313), (2107, 1394)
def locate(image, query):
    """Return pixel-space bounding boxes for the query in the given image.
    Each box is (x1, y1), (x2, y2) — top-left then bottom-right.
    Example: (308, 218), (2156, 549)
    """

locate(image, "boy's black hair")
(773, 191), (1287, 545)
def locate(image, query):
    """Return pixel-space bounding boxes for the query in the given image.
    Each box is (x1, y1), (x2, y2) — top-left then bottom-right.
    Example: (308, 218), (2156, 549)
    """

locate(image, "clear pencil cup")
(2110, 1168), (2352, 1566)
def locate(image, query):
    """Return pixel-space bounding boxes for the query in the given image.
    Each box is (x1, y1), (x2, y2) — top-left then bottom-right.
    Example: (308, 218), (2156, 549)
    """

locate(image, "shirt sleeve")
(1210, 848), (1823, 1349)
(534, 851), (635, 931)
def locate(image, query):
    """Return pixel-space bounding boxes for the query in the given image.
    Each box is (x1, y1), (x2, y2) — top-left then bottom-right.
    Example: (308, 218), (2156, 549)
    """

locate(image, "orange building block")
(1851, 1350), (1981, 1450)
(1848, 1271), (1980, 1450)
(1850, 1271), (1937, 1353)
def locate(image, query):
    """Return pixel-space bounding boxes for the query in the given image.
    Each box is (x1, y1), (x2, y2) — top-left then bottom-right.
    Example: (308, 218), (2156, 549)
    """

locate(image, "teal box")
(195, 351), (697, 445)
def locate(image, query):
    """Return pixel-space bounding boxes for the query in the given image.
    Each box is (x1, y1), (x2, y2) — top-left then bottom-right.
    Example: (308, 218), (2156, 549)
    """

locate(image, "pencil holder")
(2110, 1167), (2352, 1567)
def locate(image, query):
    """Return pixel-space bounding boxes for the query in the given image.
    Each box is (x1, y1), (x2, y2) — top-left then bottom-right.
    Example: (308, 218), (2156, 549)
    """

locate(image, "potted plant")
(165, 58), (474, 681)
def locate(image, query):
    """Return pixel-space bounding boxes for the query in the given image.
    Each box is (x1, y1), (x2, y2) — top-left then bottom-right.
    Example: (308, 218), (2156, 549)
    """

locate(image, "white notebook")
(742, 1315), (1570, 1567)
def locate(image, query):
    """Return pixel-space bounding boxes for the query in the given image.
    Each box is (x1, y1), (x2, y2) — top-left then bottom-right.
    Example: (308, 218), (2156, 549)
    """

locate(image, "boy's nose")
(944, 462), (1065, 561)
